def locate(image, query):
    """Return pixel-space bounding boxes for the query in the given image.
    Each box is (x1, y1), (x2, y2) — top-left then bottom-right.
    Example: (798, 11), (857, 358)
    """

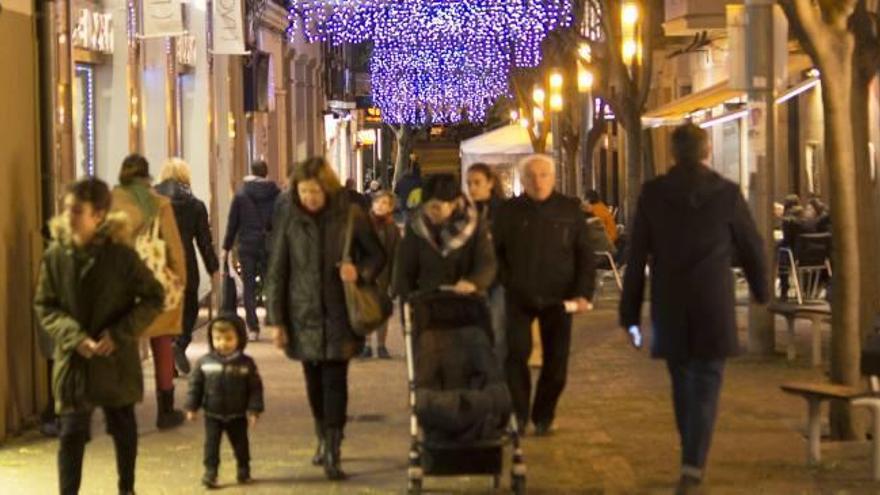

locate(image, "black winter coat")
(394, 202), (497, 299)
(493, 192), (596, 308)
(223, 177), (281, 254)
(185, 316), (264, 419)
(266, 192), (386, 361)
(155, 179), (220, 290)
(415, 324), (511, 444)
(619, 163), (769, 360)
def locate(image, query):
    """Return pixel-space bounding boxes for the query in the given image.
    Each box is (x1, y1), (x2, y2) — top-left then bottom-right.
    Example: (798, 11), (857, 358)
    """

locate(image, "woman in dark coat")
(155, 158), (220, 372)
(394, 173), (497, 299)
(465, 164), (506, 361)
(361, 190), (400, 359)
(266, 157), (385, 480)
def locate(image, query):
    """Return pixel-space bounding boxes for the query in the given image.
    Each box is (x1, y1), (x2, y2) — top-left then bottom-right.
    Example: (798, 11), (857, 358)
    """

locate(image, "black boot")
(156, 389), (185, 429)
(323, 428), (346, 480)
(312, 421), (325, 466)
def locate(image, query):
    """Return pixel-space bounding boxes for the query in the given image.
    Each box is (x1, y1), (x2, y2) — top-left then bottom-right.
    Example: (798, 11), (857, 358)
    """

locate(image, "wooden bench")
(769, 302), (831, 366)
(780, 382), (864, 466)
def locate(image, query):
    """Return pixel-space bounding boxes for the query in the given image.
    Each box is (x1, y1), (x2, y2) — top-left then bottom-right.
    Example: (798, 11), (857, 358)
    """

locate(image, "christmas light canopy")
(287, 0), (574, 125)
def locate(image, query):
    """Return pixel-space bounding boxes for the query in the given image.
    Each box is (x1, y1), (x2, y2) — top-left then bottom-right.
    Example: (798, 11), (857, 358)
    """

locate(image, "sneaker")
(237, 470), (252, 484)
(360, 345), (373, 359)
(173, 344), (191, 375)
(377, 346), (391, 359)
(201, 472), (219, 489)
(248, 330), (259, 342)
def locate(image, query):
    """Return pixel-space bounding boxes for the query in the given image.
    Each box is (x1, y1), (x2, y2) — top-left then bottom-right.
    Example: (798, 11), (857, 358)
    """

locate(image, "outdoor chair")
(594, 251), (623, 296)
(778, 232), (832, 305)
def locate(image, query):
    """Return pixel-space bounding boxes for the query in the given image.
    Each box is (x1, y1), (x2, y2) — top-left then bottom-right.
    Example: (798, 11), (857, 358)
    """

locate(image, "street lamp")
(578, 67), (594, 93)
(532, 87), (546, 106)
(549, 71), (564, 92)
(621, 2), (641, 69)
(550, 93), (564, 112)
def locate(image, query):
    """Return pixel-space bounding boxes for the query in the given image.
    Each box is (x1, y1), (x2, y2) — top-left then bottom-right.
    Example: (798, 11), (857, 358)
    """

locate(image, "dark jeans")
(58, 405), (137, 495)
(175, 287), (200, 351)
(303, 361), (350, 429)
(204, 416), (250, 476)
(505, 301), (572, 427)
(239, 251), (266, 332)
(666, 358), (726, 476)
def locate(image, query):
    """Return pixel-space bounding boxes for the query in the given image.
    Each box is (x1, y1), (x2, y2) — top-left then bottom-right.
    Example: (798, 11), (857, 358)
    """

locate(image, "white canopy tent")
(459, 125), (552, 197)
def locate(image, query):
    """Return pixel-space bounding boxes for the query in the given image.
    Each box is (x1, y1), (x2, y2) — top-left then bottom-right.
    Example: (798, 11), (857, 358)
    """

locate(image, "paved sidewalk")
(1, 299), (877, 494)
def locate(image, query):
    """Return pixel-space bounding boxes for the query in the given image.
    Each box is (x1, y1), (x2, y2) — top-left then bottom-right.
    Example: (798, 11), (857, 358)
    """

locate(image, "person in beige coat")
(111, 154), (188, 429)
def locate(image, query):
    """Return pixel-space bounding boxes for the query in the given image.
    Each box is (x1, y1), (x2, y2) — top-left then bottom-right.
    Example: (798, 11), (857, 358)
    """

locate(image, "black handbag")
(341, 208), (393, 336)
(220, 253), (238, 313)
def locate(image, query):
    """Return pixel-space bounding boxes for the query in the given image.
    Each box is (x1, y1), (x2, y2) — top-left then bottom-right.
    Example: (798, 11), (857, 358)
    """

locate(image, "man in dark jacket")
(156, 165), (220, 372)
(185, 313), (264, 488)
(619, 123), (768, 493)
(493, 154), (596, 435)
(223, 161), (280, 341)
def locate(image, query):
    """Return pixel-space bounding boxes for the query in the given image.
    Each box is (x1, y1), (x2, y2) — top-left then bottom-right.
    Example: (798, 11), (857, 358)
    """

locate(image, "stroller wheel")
(511, 474), (526, 495)
(407, 478), (422, 495)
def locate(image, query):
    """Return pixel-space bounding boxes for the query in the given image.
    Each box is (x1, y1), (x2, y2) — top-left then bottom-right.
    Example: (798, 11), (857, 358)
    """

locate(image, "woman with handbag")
(111, 154), (188, 429)
(394, 173), (497, 299)
(266, 157), (386, 480)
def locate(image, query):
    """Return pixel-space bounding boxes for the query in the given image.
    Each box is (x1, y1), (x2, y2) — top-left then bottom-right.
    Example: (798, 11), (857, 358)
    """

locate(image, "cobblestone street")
(1, 298), (877, 494)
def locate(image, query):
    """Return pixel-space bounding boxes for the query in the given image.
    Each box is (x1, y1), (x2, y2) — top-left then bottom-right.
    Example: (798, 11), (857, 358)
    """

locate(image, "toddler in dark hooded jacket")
(185, 313), (264, 488)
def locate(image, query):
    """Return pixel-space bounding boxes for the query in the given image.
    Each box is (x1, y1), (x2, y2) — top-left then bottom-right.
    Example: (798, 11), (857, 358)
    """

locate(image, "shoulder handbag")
(134, 216), (184, 311)
(220, 252), (239, 312)
(342, 207), (393, 336)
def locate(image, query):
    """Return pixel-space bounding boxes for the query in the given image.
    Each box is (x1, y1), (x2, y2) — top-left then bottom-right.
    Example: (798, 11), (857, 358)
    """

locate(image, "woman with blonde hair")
(155, 158), (220, 373)
(111, 154), (188, 429)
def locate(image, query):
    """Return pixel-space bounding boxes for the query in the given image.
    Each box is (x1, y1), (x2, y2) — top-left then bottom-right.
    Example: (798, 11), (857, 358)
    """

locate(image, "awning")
(643, 80), (745, 124)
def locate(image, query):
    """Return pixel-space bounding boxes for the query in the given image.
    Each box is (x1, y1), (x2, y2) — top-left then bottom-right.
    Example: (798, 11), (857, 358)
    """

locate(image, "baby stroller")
(403, 290), (527, 494)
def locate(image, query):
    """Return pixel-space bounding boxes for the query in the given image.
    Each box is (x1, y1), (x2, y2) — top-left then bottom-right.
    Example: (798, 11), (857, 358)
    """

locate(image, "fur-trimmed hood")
(48, 210), (132, 248)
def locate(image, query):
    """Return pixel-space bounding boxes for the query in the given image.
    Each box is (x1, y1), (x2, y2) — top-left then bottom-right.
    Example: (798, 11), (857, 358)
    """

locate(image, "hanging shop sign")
(177, 32), (197, 67)
(71, 8), (114, 54)
(212, 0), (248, 55)
(142, 0), (185, 38)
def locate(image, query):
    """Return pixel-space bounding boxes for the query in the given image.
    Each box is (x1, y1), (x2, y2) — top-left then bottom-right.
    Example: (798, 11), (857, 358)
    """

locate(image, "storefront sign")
(176, 33), (197, 67)
(364, 107), (381, 124)
(142, 0), (184, 38)
(357, 129), (376, 146)
(71, 8), (114, 54)
(212, 0), (248, 55)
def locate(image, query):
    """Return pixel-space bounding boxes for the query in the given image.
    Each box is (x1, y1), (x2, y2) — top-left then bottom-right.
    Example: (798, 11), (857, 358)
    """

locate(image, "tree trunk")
(623, 111), (643, 225)
(392, 125), (413, 186)
(642, 128), (656, 180)
(822, 67), (862, 440)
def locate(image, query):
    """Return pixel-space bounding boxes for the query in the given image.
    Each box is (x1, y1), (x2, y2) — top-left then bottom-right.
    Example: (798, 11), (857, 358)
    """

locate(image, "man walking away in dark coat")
(493, 154), (596, 436)
(619, 123), (769, 494)
(223, 161), (280, 341)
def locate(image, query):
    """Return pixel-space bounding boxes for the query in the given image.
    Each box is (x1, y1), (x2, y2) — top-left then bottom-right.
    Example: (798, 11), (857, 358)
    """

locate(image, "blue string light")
(287, 0), (572, 125)
(75, 64), (96, 177)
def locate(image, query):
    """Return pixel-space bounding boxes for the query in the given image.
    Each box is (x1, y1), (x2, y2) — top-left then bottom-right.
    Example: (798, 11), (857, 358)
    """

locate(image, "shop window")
(73, 63), (96, 177)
